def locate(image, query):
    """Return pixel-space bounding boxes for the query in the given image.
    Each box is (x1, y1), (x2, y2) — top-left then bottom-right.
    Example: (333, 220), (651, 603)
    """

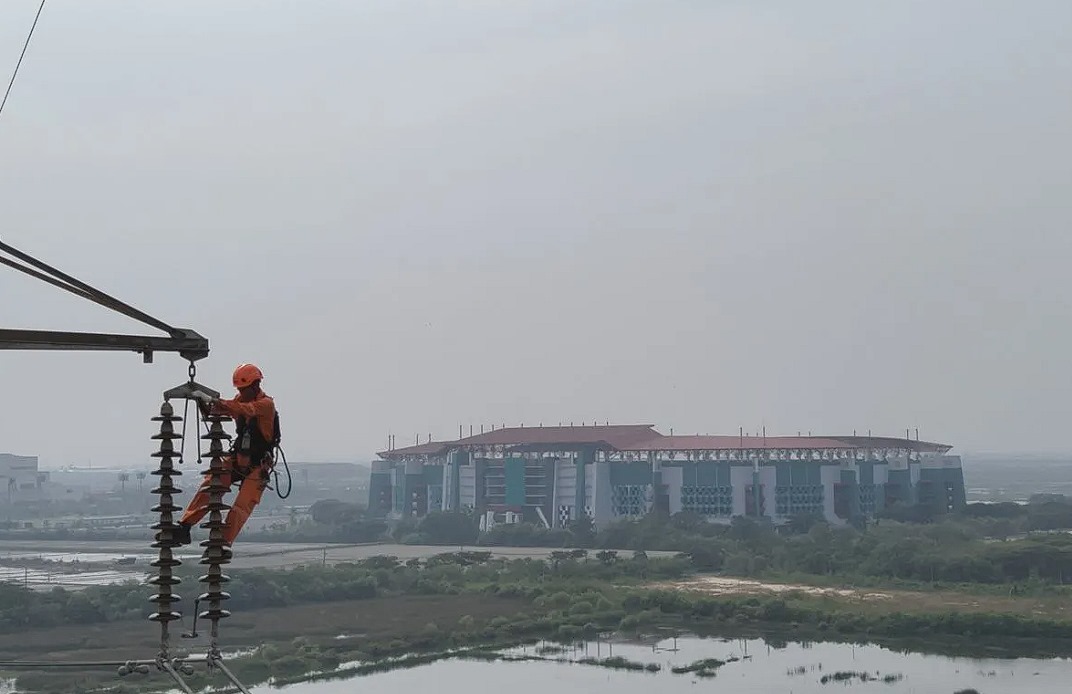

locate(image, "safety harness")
(233, 410), (280, 466)
(231, 408), (292, 498)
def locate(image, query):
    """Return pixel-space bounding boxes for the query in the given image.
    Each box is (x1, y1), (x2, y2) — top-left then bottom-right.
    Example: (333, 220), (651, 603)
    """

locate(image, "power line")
(0, 0), (48, 122)
(0, 659), (129, 668)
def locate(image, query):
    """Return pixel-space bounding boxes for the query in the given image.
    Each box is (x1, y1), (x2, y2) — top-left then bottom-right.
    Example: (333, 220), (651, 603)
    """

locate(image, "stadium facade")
(369, 425), (965, 528)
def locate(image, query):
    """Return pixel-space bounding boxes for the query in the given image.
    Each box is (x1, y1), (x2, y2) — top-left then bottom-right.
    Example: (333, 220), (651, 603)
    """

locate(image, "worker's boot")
(175, 523), (192, 546)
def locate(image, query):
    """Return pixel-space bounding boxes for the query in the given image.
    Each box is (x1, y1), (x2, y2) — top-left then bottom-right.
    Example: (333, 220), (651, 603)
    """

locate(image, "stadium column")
(449, 449), (465, 511)
(505, 455), (526, 508)
(474, 457), (487, 516)
(405, 459), (426, 517)
(839, 468), (861, 522)
(752, 465), (763, 518)
(947, 465), (967, 511)
(575, 446), (594, 520)
(368, 461), (394, 516)
(650, 451), (669, 517)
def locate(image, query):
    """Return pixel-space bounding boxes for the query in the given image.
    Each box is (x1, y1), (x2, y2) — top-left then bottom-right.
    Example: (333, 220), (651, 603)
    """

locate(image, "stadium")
(368, 424), (966, 529)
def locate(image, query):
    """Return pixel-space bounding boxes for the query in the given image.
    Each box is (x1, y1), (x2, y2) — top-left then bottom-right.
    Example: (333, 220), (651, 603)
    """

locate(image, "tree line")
(376, 500), (1072, 585)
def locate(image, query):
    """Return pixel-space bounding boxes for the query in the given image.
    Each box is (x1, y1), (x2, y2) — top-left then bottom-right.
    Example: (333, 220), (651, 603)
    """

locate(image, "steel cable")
(0, 0), (47, 122)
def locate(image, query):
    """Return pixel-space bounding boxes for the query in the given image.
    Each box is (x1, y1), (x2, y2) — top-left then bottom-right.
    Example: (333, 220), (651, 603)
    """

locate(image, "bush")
(569, 601), (594, 616)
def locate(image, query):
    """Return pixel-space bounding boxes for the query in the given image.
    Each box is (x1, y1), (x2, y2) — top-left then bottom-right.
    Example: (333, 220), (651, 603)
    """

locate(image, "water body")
(181, 636), (1071, 694)
(0, 565), (147, 589)
(0, 550), (151, 589)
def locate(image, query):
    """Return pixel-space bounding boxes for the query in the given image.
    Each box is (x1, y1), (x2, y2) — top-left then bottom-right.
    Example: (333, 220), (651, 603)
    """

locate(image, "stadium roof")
(379, 425), (658, 458)
(378, 425), (951, 458)
(622, 435), (948, 454)
(621, 435), (852, 451)
(381, 440), (454, 457)
(453, 424), (659, 449)
(828, 436), (949, 453)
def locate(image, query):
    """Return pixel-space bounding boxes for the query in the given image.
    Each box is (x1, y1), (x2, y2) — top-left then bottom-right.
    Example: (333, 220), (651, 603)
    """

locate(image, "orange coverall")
(180, 390), (276, 544)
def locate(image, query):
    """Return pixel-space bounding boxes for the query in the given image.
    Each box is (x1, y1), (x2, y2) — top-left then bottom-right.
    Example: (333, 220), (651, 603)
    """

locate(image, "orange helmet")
(232, 363), (263, 389)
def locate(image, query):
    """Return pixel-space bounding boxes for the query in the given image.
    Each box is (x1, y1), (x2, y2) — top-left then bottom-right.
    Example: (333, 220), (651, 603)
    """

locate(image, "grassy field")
(0, 593), (528, 664)
(5, 557), (1072, 693)
(4, 568), (1072, 662)
(1, 572), (1070, 666)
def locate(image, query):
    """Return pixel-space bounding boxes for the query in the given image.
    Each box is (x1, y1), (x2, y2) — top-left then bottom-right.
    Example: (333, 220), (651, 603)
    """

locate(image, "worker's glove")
(190, 390), (216, 406)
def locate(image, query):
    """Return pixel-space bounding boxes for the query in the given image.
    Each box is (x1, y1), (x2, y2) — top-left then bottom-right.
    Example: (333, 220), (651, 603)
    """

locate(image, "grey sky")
(1, 0), (1070, 467)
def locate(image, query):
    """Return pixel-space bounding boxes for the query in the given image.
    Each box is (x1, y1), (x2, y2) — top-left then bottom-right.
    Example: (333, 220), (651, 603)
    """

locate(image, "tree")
(687, 540), (726, 571)
(962, 502), (1026, 519)
(879, 502), (937, 524)
(568, 514), (596, 546)
(310, 499), (362, 525)
(670, 511), (710, 534)
(786, 512), (824, 535)
(419, 511), (479, 546)
(549, 550), (573, 571)
(336, 517), (387, 542)
(391, 515), (420, 541)
(728, 515), (776, 551)
(1027, 502), (1072, 531)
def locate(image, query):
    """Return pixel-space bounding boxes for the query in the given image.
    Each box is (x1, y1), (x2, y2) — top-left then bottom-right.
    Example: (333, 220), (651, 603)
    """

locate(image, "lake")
(205, 635), (1072, 694)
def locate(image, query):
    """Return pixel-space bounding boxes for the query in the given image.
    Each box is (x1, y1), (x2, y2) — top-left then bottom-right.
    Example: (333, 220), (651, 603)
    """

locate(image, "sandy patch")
(658, 575), (894, 602)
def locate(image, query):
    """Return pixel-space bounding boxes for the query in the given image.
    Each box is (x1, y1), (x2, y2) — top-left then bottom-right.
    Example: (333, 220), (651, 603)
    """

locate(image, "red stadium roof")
(378, 425), (659, 457)
(622, 435), (852, 452)
(377, 425), (951, 458)
(622, 435), (948, 453)
(453, 424), (660, 449)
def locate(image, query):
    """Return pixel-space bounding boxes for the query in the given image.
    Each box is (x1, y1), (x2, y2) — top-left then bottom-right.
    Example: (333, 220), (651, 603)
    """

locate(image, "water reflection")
(224, 635), (1072, 694)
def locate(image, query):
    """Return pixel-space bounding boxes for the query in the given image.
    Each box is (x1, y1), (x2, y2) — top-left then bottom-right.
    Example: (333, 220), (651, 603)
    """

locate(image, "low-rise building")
(0, 453), (47, 502)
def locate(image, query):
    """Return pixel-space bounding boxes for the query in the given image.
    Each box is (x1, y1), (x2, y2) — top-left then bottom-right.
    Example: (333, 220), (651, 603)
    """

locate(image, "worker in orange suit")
(176, 363), (278, 553)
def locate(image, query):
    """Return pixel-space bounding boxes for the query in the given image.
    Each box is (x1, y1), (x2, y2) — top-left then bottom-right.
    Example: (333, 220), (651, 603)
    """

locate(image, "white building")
(0, 453), (46, 502)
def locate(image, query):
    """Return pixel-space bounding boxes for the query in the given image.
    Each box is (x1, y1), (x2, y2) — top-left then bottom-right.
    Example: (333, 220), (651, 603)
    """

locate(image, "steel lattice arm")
(0, 328), (208, 363)
(0, 240), (209, 363)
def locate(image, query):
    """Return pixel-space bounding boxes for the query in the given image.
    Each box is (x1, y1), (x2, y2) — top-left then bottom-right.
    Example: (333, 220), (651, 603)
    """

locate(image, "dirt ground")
(659, 575), (1072, 620)
(657, 576), (896, 601)
(0, 594), (528, 664)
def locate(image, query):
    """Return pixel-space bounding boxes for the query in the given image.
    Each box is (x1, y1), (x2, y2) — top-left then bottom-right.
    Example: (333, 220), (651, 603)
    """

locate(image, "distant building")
(370, 425), (966, 527)
(0, 453), (47, 502)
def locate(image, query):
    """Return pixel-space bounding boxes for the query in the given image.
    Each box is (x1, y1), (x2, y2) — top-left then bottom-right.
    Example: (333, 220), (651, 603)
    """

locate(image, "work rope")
(272, 444), (292, 499)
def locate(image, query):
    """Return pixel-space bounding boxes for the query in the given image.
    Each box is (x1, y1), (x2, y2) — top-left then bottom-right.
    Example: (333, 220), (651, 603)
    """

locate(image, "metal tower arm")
(0, 240), (209, 363)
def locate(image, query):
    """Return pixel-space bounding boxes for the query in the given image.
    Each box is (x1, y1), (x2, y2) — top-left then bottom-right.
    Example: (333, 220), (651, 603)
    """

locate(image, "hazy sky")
(1, 0), (1070, 467)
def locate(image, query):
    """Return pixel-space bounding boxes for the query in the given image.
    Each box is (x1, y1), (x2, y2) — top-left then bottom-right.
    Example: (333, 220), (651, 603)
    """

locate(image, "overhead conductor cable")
(0, 0), (47, 122)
